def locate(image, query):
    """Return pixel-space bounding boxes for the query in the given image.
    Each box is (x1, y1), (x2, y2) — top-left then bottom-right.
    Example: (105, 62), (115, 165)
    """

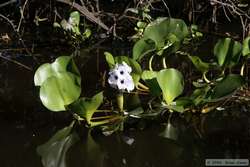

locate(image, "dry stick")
(0, 53), (32, 71)
(55, 0), (109, 31)
(210, 0), (250, 19)
(17, 0), (29, 33)
(0, 0), (16, 8)
(161, 0), (171, 17)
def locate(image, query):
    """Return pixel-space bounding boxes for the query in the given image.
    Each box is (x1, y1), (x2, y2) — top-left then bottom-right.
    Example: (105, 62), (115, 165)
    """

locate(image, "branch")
(56, 0), (109, 31)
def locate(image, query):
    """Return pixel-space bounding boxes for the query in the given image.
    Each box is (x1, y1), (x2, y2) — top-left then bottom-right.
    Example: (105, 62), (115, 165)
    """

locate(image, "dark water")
(0, 39), (250, 167)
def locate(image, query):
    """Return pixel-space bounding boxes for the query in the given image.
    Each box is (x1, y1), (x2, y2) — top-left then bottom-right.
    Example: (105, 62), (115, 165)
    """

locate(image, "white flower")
(108, 62), (134, 92)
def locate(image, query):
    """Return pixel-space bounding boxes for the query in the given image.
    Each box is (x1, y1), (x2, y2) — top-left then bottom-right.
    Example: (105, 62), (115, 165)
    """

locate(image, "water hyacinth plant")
(34, 16), (249, 167)
(34, 17), (248, 131)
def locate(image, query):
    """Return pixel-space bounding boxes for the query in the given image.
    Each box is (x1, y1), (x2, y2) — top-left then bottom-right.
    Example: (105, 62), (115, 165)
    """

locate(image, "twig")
(17, 0), (29, 33)
(0, 10), (32, 56)
(0, 0), (16, 8)
(56, 0), (109, 31)
(0, 52), (32, 71)
(0, 14), (16, 31)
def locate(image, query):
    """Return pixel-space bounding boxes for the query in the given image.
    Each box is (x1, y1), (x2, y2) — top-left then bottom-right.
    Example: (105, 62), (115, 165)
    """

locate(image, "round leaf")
(34, 56), (80, 86)
(156, 68), (184, 104)
(40, 72), (81, 111)
(214, 38), (242, 67)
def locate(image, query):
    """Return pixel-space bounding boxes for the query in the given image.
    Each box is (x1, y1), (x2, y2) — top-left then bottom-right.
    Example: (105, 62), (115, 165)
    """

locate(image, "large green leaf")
(144, 18), (188, 48)
(34, 56), (80, 86)
(188, 55), (210, 73)
(133, 38), (155, 60)
(214, 38), (242, 68)
(141, 70), (161, 96)
(242, 36), (250, 57)
(40, 72), (81, 111)
(133, 17), (189, 60)
(156, 68), (184, 104)
(70, 92), (103, 124)
(207, 74), (245, 101)
(37, 122), (79, 167)
(115, 56), (142, 86)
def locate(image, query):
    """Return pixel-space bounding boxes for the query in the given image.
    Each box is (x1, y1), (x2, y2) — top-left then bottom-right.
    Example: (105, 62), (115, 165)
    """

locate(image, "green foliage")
(34, 56), (81, 111)
(141, 70), (161, 96)
(53, 11), (91, 41)
(69, 92), (103, 125)
(214, 38), (242, 68)
(133, 38), (155, 60)
(133, 17), (189, 60)
(188, 55), (210, 73)
(37, 122), (79, 167)
(104, 52), (115, 68)
(156, 68), (184, 105)
(242, 36), (250, 57)
(206, 74), (245, 102)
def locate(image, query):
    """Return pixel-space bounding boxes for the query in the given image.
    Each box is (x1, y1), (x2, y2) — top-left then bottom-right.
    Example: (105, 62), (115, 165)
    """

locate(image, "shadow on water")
(0, 37), (250, 167)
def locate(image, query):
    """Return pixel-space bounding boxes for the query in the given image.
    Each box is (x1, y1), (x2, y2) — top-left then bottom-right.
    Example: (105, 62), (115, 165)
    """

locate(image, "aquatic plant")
(34, 16), (250, 167)
(34, 17), (248, 129)
(53, 11), (91, 42)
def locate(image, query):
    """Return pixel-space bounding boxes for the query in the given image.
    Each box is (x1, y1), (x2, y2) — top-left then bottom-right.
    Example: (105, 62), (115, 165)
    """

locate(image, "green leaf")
(190, 86), (211, 106)
(83, 28), (91, 38)
(37, 122), (79, 167)
(34, 56), (80, 86)
(69, 11), (80, 26)
(133, 17), (189, 60)
(137, 21), (147, 28)
(133, 38), (155, 60)
(115, 56), (142, 86)
(242, 36), (250, 57)
(188, 55), (210, 73)
(144, 18), (188, 48)
(156, 68), (184, 104)
(214, 38), (242, 67)
(40, 72), (81, 111)
(207, 74), (245, 101)
(70, 92), (103, 124)
(141, 70), (161, 96)
(104, 52), (115, 68)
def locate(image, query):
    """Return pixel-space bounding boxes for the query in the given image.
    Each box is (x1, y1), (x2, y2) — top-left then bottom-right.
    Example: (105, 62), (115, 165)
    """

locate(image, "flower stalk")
(117, 92), (124, 112)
